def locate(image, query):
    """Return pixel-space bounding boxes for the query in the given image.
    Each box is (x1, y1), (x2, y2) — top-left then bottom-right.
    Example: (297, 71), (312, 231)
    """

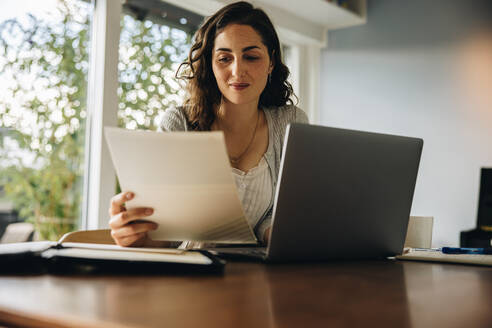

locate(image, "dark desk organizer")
(461, 168), (492, 247)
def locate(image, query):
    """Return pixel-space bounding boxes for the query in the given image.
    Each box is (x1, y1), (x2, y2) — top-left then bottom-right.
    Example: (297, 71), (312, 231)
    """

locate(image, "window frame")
(83, 0), (121, 229)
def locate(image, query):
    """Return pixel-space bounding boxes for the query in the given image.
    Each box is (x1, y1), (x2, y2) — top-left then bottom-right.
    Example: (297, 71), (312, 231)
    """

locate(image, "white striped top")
(231, 156), (273, 230)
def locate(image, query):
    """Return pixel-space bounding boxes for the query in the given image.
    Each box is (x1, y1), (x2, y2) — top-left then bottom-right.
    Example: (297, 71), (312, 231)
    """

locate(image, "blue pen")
(441, 247), (492, 255)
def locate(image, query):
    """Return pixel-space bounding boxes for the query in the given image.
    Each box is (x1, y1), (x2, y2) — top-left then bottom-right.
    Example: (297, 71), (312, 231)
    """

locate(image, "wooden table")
(0, 260), (491, 328)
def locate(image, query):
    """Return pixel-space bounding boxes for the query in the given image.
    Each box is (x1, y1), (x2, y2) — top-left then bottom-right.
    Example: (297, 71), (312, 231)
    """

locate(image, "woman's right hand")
(108, 191), (158, 247)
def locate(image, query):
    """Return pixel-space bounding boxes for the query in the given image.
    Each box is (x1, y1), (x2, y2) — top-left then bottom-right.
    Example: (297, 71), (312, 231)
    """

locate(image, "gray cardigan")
(160, 105), (309, 243)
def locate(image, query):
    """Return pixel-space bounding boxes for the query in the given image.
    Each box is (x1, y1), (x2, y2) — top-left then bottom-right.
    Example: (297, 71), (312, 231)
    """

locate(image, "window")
(118, 1), (200, 131)
(0, 0), (93, 241)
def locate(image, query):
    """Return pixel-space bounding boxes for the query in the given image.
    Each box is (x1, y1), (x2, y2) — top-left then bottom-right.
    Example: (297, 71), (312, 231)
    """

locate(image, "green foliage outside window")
(0, 0), (191, 240)
(118, 15), (191, 130)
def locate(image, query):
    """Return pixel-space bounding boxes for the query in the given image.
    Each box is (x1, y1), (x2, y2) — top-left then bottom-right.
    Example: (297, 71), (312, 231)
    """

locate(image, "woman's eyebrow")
(215, 45), (261, 52)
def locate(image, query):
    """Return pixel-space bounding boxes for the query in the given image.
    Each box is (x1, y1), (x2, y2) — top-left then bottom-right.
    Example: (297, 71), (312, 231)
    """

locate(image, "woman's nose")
(231, 59), (245, 77)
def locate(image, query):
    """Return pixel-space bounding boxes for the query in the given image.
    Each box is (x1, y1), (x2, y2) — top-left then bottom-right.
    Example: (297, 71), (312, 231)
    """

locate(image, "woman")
(109, 1), (308, 248)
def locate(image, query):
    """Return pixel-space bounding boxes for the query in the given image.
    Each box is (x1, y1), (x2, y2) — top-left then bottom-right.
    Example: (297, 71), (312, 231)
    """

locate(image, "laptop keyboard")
(208, 247), (267, 259)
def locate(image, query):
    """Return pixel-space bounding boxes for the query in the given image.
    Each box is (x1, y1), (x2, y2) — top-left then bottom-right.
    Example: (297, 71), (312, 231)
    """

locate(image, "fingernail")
(126, 192), (133, 199)
(145, 208), (153, 215)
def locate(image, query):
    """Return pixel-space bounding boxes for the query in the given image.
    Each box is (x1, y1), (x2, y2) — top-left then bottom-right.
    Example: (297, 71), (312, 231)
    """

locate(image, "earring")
(268, 73), (272, 84)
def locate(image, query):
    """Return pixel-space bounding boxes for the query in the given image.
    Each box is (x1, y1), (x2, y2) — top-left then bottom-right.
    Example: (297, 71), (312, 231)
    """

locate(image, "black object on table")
(461, 168), (492, 247)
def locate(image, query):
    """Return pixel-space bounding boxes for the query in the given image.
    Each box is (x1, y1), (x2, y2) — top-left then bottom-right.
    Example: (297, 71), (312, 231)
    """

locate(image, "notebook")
(210, 123), (423, 262)
(0, 240), (224, 274)
(397, 249), (492, 266)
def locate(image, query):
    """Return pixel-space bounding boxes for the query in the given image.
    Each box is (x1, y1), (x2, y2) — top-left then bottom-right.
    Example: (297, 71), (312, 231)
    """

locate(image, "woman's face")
(212, 24), (273, 107)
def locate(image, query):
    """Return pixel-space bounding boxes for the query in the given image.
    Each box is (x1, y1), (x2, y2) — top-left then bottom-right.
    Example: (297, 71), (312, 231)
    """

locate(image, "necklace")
(219, 111), (260, 165)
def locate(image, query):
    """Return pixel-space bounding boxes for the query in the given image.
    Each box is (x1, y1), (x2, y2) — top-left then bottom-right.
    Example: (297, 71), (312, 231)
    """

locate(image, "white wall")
(320, 0), (492, 247)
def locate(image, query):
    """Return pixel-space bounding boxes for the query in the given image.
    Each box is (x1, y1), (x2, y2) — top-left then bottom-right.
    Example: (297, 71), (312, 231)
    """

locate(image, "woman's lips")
(229, 82), (250, 90)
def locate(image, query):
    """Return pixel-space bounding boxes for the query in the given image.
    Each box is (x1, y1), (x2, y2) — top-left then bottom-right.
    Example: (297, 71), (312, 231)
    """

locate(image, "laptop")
(209, 123), (423, 262)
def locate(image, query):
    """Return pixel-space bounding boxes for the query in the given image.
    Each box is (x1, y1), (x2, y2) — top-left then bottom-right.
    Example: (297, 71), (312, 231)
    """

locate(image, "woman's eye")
(245, 56), (259, 61)
(218, 57), (230, 63)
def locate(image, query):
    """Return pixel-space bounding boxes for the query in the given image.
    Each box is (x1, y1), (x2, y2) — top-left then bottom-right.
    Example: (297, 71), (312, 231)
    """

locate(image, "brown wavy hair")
(176, 1), (295, 131)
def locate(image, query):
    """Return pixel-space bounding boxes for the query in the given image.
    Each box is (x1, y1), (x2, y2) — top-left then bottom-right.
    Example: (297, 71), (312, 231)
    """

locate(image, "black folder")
(0, 241), (225, 275)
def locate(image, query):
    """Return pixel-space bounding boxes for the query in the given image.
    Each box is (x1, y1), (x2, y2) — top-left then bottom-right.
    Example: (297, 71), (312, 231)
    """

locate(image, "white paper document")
(104, 127), (257, 244)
